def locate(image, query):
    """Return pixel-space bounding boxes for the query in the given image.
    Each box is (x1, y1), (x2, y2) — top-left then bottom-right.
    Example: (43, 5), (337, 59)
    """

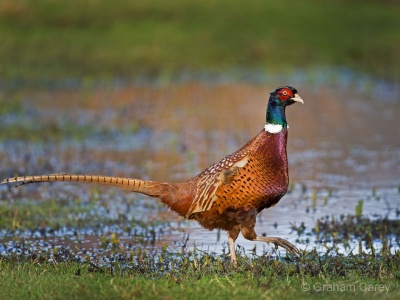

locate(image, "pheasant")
(1, 86), (303, 263)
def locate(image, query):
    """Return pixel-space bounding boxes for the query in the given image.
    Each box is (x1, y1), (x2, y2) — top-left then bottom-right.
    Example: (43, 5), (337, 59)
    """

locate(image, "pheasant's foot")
(228, 252), (237, 266)
(255, 236), (299, 254)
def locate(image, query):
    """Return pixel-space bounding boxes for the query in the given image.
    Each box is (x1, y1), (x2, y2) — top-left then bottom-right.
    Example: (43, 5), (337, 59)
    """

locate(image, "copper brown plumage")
(0, 86), (304, 264)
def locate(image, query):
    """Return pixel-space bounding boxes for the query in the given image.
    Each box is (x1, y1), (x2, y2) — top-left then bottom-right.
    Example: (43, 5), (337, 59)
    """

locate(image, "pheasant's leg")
(227, 228), (240, 265)
(240, 215), (299, 255)
(228, 236), (237, 263)
(255, 236), (299, 254)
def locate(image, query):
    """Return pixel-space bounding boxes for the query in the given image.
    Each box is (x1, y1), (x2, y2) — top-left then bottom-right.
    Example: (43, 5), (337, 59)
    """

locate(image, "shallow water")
(0, 76), (399, 260)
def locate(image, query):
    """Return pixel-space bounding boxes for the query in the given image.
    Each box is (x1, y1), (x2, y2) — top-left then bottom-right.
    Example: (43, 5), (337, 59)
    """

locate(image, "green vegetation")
(1, 0), (399, 81)
(355, 200), (364, 218)
(0, 186), (171, 235)
(1, 250), (399, 300)
(0, 195), (109, 230)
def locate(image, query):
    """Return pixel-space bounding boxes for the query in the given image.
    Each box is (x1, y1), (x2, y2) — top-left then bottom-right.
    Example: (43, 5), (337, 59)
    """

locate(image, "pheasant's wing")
(185, 151), (250, 218)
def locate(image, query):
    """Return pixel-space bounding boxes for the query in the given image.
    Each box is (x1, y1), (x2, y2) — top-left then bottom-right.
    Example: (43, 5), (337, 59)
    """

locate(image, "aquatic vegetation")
(355, 200), (364, 218)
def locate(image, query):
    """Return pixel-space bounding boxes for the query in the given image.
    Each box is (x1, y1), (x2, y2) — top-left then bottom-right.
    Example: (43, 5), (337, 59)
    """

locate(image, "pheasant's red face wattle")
(277, 88), (294, 101)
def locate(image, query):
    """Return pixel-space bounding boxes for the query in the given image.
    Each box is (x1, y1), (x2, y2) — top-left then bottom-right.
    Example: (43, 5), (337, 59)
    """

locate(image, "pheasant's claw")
(256, 236), (300, 255)
(274, 238), (300, 254)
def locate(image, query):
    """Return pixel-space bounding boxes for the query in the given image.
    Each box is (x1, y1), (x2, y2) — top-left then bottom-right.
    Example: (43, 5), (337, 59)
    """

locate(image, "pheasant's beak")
(291, 93), (304, 104)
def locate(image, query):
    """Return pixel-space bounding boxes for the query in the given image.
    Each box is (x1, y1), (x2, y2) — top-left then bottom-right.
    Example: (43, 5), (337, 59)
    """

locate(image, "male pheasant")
(1, 86), (303, 263)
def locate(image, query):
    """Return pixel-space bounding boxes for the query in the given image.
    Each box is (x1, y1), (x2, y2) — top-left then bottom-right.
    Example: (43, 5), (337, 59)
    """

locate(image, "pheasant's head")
(269, 86), (304, 107)
(265, 86), (303, 133)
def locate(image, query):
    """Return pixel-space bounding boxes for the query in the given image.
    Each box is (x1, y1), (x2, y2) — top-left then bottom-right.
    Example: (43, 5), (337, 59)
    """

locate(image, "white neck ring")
(264, 123), (284, 133)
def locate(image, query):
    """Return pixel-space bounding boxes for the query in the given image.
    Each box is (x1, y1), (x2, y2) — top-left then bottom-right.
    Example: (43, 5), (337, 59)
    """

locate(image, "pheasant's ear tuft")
(272, 86), (296, 94)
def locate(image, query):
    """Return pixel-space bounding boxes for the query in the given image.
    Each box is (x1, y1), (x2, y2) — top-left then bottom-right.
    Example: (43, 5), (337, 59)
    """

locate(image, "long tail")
(0, 174), (168, 197)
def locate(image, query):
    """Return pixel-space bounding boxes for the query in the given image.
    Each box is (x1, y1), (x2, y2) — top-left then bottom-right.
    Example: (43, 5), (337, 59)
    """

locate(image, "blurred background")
(1, 0), (399, 81)
(0, 0), (399, 257)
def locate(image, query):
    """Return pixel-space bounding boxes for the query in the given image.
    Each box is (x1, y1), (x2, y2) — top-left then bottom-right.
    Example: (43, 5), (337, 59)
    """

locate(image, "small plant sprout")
(355, 200), (363, 218)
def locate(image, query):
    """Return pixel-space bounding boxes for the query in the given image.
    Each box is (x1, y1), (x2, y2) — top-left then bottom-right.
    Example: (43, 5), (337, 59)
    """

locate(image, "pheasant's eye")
(277, 88), (292, 101)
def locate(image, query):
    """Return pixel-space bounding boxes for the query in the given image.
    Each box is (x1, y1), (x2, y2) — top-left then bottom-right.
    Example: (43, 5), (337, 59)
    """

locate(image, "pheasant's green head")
(265, 86), (303, 133)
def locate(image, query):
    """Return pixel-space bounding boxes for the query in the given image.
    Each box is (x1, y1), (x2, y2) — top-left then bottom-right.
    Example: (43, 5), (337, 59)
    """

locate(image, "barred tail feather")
(0, 174), (167, 197)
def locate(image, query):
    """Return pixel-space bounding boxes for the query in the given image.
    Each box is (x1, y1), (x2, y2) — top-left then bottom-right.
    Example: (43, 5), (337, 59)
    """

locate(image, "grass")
(0, 249), (399, 300)
(0, 195), (104, 230)
(0, 0), (399, 81)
